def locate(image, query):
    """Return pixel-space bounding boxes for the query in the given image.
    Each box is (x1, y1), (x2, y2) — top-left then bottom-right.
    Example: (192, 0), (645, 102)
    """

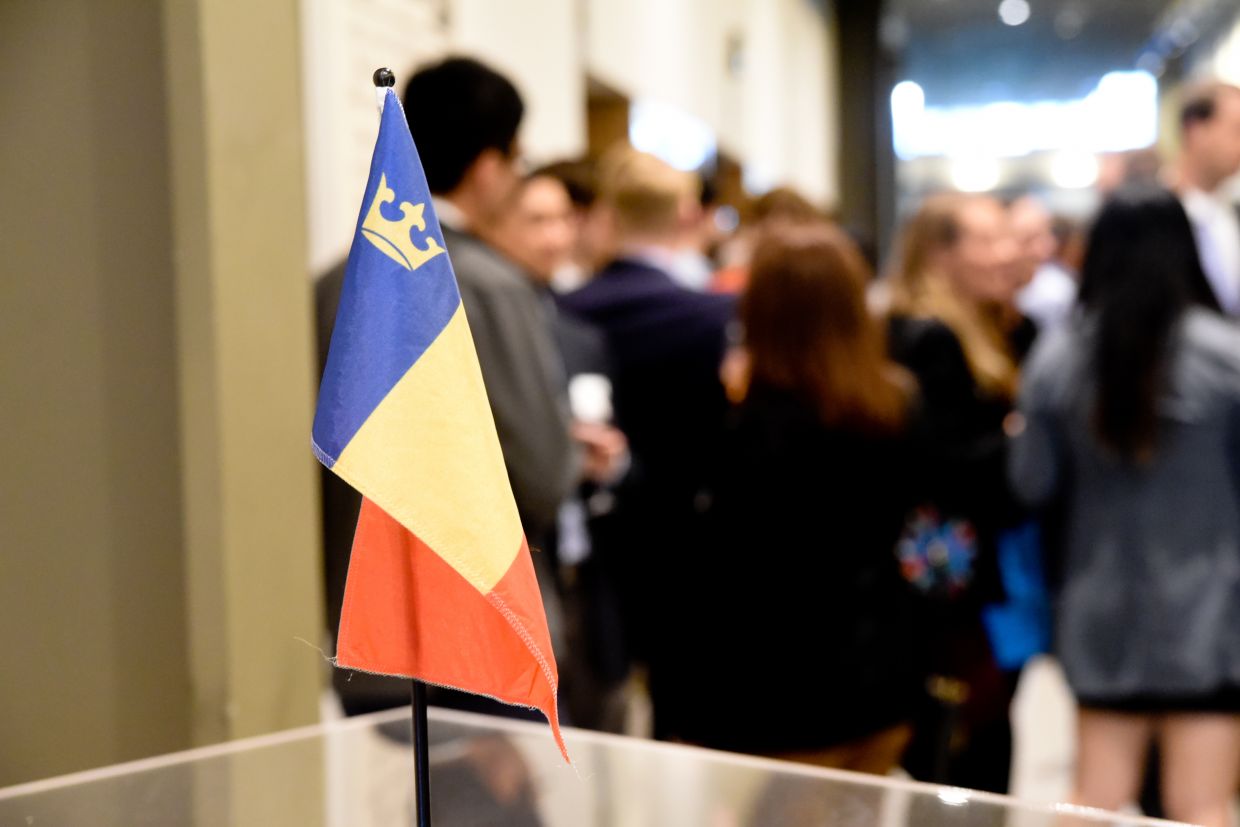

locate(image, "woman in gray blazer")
(1010, 185), (1240, 827)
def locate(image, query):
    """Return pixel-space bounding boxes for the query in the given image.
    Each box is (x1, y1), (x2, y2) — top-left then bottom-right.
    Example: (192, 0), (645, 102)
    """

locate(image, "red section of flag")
(337, 498), (566, 759)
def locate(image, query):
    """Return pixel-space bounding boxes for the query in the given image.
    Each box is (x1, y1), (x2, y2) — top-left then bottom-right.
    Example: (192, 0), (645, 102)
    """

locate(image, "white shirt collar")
(432, 196), (469, 232)
(1181, 187), (1240, 315)
(1182, 187), (1234, 221)
(618, 244), (679, 275)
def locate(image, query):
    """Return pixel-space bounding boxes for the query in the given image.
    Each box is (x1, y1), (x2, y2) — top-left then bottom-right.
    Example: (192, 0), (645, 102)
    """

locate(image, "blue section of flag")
(312, 89), (461, 466)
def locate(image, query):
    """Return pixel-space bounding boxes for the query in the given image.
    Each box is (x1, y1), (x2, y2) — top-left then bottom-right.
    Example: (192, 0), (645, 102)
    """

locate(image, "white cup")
(569, 373), (613, 424)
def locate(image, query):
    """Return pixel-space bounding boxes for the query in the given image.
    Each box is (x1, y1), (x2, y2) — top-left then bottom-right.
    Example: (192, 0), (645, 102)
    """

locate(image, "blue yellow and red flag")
(312, 88), (564, 757)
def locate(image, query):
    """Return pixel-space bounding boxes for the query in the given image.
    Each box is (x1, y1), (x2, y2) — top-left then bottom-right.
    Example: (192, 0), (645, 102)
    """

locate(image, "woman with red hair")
(679, 223), (923, 773)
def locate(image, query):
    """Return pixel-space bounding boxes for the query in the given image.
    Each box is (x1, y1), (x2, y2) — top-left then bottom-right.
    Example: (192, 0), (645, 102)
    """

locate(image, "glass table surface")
(0, 705), (1185, 826)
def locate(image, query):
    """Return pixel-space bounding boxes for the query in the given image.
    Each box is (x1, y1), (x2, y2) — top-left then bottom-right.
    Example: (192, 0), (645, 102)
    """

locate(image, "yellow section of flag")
(332, 305), (524, 593)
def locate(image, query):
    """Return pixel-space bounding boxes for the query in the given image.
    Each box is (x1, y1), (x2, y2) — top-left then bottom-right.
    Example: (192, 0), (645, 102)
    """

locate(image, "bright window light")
(891, 81), (926, 160)
(999, 0), (1031, 27)
(950, 157), (1002, 192)
(1049, 151), (1100, 188)
(629, 99), (717, 172)
(893, 71), (1158, 160)
(891, 80), (925, 115)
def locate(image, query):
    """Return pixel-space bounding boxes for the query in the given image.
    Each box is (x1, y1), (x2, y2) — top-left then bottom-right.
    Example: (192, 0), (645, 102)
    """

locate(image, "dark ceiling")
(882, 0), (1177, 106)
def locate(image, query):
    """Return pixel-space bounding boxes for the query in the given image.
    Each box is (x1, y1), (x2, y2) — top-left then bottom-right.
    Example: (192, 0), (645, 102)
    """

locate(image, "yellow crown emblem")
(361, 174), (446, 271)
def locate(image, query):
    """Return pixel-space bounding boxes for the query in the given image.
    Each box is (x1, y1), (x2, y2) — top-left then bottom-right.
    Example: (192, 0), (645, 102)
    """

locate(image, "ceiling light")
(891, 80), (926, 114)
(1054, 6), (1085, 39)
(950, 157), (1002, 192)
(998, 0), (1031, 27)
(1049, 151), (1099, 189)
(1169, 19), (1200, 49)
(891, 81), (927, 160)
(1136, 52), (1164, 76)
(891, 71), (1158, 159)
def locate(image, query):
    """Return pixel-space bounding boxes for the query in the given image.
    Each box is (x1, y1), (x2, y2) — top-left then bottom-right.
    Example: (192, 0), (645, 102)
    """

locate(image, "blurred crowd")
(318, 57), (1240, 826)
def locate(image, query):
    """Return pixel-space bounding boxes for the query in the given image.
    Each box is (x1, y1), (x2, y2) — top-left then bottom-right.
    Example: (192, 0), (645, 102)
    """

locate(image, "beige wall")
(586, 0), (838, 205)
(450, 0), (588, 163)
(301, 0), (841, 273)
(300, 0), (590, 275)
(164, 0), (324, 750)
(0, 0), (323, 787)
(300, 0), (450, 274)
(0, 0), (190, 786)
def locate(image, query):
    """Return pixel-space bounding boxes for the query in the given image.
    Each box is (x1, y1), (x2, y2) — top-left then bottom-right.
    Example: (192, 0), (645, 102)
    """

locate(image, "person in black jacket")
(680, 223), (923, 773)
(884, 192), (1025, 793)
(558, 147), (735, 739)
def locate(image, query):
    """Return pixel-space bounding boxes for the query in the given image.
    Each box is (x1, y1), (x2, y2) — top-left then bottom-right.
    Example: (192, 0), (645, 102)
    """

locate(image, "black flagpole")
(370, 64), (432, 827)
(411, 680), (432, 827)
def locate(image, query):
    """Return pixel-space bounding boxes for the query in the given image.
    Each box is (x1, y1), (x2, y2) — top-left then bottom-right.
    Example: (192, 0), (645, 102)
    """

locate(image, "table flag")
(313, 88), (565, 759)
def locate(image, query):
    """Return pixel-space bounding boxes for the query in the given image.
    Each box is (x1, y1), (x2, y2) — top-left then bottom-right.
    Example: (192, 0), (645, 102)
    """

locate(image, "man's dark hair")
(1180, 81), (1240, 132)
(530, 159), (597, 208)
(403, 57), (523, 194)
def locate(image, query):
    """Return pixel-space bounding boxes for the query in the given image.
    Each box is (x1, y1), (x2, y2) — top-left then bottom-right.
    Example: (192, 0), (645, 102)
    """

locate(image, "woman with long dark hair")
(679, 223), (923, 773)
(1010, 184), (1240, 826)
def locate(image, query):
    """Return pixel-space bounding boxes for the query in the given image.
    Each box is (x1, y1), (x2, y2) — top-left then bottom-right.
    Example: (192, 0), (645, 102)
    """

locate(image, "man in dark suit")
(558, 147), (735, 738)
(1175, 81), (1240, 317)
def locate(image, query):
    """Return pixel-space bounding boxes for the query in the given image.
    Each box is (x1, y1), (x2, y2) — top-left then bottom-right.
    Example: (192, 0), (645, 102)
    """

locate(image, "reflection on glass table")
(0, 705), (1188, 826)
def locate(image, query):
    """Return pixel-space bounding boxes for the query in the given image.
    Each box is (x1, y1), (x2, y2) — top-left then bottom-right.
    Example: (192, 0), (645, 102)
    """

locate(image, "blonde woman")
(885, 192), (1026, 793)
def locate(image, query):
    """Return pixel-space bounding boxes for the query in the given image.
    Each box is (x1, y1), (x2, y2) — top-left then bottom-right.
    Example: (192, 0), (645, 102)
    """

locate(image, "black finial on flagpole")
(374, 67), (396, 88)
